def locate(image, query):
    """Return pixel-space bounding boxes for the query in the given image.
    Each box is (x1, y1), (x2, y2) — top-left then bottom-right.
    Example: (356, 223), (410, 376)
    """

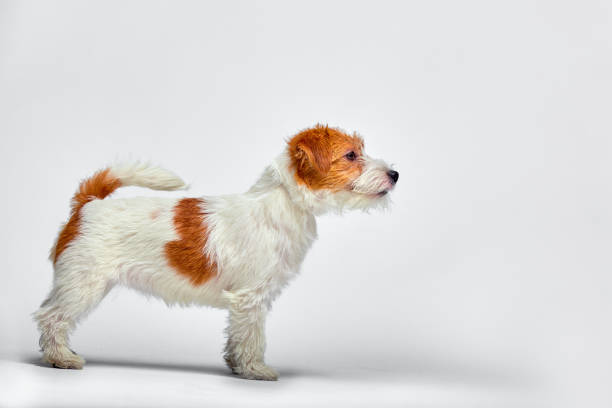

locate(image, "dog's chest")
(273, 212), (316, 271)
(207, 192), (317, 293)
(259, 211), (317, 297)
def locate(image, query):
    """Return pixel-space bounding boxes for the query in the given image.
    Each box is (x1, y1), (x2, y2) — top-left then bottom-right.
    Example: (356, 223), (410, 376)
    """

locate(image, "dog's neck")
(247, 150), (333, 216)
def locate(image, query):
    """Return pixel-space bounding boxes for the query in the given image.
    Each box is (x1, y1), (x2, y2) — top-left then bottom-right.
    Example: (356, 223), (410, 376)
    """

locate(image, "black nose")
(387, 170), (399, 184)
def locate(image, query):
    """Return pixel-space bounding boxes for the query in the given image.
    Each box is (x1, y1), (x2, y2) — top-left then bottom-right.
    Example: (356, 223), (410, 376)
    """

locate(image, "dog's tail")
(107, 162), (187, 193)
(70, 162), (187, 209)
(50, 162), (187, 263)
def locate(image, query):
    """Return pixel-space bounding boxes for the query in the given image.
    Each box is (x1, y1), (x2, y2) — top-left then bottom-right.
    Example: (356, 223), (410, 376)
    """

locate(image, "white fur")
(110, 161), (188, 191)
(34, 150), (395, 380)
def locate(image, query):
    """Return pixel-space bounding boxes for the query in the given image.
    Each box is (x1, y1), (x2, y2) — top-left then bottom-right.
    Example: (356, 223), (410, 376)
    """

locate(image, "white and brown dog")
(34, 125), (398, 380)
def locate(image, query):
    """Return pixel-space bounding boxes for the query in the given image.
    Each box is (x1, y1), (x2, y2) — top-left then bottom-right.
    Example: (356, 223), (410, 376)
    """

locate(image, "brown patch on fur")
(165, 198), (217, 286)
(150, 209), (161, 220)
(288, 124), (364, 191)
(54, 168), (122, 263)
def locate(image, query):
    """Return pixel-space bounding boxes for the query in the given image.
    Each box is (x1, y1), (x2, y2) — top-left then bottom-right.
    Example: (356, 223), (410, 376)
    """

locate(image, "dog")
(34, 124), (398, 380)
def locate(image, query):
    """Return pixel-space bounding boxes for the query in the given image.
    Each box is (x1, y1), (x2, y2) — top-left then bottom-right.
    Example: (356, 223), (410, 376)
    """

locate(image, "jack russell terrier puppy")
(34, 124), (399, 380)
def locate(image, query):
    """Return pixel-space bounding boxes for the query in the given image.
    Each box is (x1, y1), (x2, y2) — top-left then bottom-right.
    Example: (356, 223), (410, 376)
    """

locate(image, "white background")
(1, 1), (611, 407)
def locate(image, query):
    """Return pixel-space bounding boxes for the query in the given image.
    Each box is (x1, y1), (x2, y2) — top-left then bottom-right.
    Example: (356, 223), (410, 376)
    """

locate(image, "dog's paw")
(44, 350), (85, 369)
(223, 354), (236, 370)
(233, 362), (279, 381)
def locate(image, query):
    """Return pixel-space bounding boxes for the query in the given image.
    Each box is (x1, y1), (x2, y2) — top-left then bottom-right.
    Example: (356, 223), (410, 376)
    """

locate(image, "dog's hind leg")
(33, 266), (113, 369)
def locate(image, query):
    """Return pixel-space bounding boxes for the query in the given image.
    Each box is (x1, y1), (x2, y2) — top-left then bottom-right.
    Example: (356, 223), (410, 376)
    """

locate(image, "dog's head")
(283, 124), (398, 213)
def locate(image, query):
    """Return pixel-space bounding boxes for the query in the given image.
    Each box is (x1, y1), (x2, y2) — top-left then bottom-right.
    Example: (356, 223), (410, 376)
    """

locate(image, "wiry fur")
(34, 126), (397, 380)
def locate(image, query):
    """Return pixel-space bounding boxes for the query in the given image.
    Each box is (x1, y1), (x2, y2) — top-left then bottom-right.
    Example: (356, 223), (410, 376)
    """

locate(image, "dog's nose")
(387, 170), (399, 184)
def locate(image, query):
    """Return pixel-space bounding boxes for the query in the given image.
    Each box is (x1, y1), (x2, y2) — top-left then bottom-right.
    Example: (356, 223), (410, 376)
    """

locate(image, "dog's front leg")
(222, 290), (278, 380)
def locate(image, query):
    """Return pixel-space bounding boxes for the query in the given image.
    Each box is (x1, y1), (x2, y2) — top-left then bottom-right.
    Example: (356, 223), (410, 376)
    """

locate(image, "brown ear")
(296, 133), (332, 174)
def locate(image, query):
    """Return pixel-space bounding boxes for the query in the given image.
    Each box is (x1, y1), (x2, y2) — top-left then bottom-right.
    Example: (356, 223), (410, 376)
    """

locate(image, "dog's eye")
(345, 151), (357, 161)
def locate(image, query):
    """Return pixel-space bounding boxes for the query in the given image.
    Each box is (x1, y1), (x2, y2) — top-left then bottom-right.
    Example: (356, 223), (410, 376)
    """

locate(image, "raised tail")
(71, 162), (187, 209)
(51, 162), (187, 263)
(109, 162), (188, 192)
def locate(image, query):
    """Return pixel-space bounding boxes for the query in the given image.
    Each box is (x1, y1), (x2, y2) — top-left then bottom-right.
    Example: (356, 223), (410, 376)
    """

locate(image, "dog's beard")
(314, 189), (391, 213)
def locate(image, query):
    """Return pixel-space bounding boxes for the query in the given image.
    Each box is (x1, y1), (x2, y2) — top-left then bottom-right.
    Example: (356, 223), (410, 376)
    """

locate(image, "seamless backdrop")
(1, 1), (611, 407)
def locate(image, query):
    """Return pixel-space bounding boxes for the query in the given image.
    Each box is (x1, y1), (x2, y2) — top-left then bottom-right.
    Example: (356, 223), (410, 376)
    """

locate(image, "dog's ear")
(293, 128), (332, 174)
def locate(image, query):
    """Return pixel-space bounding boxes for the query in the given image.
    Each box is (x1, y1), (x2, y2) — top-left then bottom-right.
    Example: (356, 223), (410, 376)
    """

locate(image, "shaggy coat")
(34, 125), (398, 380)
